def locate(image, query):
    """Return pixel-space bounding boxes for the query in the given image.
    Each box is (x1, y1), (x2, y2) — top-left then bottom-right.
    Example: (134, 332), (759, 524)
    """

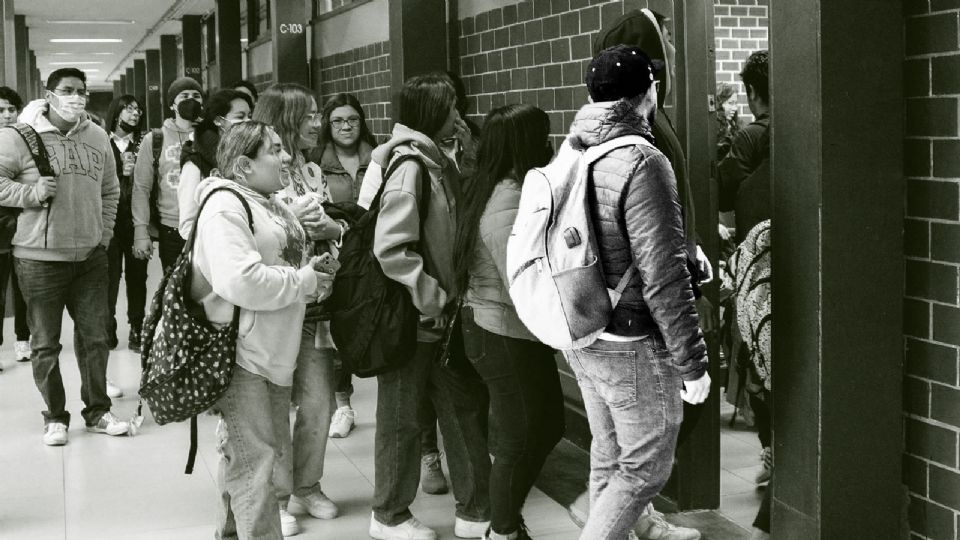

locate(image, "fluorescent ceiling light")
(50, 61), (103, 65)
(80, 69), (100, 72)
(92, 52), (115, 56)
(50, 38), (122, 43)
(46, 19), (135, 25)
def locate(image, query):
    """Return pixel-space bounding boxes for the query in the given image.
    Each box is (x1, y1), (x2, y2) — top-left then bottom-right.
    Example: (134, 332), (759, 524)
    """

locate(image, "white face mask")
(49, 93), (86, 123)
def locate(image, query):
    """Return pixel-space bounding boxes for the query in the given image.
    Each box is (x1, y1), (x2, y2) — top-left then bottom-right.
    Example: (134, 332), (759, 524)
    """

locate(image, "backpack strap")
(379, 154), (433, 247)
(5, 123), (55, 177)
(151, 128), (163, 172)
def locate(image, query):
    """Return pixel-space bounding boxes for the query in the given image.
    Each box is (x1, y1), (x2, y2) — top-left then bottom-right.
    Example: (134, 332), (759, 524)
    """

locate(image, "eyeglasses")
(52, 87), (88, 98)
(304, 112), (323, 125)
(124, 105), (142, 115)
(331, 116), (361, 130)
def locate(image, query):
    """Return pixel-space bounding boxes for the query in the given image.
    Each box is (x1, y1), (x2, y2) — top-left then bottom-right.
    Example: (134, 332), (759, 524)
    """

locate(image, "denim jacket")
(569, 101), (707, 381)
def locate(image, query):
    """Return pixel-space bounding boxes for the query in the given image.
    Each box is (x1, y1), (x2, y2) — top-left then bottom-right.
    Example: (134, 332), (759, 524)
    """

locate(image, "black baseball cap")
(585, 45), (663, 102)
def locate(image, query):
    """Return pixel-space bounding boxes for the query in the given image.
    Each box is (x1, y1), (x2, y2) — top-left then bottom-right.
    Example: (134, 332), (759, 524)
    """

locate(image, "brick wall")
(713, 0), (767, 123)
(903, 2), (960, 539)
(459, 0), (658, 149)
(316, 41), (392, 141)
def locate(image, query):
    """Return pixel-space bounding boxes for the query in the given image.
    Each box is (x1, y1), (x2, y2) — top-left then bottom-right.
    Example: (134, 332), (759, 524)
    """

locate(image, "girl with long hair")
(104, 95), (147, 357)
(306, 92), (377, 439)
(251, 83), (344, 535)
(454, 104), (559, 540)
(193, 120), (330, 539)
(177, 88), (253, 239)
(715, 82), (742, 161)
(369, 73), (491, 540)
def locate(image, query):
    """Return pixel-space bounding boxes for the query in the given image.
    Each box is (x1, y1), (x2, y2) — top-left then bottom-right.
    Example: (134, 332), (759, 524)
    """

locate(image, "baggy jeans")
(291, 321), (337, 497)
(461, 307), (565, 534)
(563, 336), (684, 540)
(214, 366), (293, 540)
(373, 339), (491, 526)
(16, 248), (112, 427)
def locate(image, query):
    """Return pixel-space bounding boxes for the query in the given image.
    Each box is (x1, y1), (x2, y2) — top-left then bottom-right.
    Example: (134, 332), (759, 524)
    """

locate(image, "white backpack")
(507, 135), (653, 350)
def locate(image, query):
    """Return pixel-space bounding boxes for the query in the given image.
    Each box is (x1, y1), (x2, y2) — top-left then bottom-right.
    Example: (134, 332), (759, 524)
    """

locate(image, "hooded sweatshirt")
(370, 124), (459, 341)
(190, 177), (317, 386)
(0, 99), (119, 261)
(131, 117), (194, 240)
(595, 8), (698, 260)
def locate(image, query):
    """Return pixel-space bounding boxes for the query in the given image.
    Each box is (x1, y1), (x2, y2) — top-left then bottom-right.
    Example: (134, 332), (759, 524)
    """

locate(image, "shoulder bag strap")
(6, 123), (55, 176)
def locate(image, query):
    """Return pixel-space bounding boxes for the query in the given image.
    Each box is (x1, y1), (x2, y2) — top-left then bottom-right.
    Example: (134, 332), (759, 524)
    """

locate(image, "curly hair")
(740, 50), (769, 104)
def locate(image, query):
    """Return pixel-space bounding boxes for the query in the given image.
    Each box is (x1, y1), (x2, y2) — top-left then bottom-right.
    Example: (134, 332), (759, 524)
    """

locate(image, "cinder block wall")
(316, 43), (393, 141)
(713, 0), (767, 123)
(903, 2), (960, 539)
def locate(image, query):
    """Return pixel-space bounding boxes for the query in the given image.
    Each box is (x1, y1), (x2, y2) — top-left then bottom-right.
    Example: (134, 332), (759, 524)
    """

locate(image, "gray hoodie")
(131, 117), (194, 240)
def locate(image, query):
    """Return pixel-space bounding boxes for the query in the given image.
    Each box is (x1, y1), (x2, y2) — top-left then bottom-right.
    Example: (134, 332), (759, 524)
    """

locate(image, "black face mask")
(176, 99), (203, 122)
(118, 120), (138, 133)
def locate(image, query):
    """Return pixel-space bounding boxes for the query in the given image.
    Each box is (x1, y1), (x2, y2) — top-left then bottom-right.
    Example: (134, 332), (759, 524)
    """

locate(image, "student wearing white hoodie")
(0, 68), (123, 446)
(190, 121), (332, 540)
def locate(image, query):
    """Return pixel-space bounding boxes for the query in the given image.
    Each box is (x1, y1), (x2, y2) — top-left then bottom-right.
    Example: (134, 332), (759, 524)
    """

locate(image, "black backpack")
(138, 186), (253, 473)
(0, 123), (55, 248)
(327, 155), (432, 378)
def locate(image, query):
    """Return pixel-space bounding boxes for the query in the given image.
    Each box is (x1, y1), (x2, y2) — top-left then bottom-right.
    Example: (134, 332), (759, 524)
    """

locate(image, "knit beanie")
(166, 77), (202, 106)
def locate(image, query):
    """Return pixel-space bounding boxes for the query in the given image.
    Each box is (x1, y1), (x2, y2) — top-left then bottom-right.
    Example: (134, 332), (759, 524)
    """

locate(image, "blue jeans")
(291, 322), (337, 497)
(0, 252), (31, 344)
(16, 248), (112, 426)
(563, 336), (684, 540)
(461, 308), (565, 534)
(373, 339), (491, 526)
(214, 367), (293, 540)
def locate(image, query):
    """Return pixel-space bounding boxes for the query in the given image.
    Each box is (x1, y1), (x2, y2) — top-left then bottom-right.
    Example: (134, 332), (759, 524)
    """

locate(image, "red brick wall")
(713, 0), (767, 123)
(315, 41), (392, 141)
(458, 0), (656, 149)
(903, 2), (960, 539)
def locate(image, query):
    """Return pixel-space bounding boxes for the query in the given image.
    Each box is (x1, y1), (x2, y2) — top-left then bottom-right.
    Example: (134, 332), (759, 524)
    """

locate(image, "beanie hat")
(586, 45), (662, 102)
(167, 77), (202, 106)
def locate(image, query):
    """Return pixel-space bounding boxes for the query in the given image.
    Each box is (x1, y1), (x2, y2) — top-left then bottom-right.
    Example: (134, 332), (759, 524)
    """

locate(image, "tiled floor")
(0, 259), (580, 540)
(0, 258), (764, 539)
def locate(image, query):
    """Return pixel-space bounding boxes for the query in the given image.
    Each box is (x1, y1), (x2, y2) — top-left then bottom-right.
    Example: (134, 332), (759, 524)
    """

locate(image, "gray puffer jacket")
(569, 101), (707, 381)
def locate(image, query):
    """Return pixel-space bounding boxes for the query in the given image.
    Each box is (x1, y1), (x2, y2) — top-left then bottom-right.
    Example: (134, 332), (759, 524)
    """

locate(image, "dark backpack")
(327, 154), (432, 378)
(0, 123), (55, 248)
(138, 186), (254, 473)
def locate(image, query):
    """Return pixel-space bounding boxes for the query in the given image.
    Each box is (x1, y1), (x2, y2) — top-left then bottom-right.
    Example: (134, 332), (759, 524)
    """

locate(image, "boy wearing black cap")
(131, 76), (204, 270)
(560, 45), (710, 540)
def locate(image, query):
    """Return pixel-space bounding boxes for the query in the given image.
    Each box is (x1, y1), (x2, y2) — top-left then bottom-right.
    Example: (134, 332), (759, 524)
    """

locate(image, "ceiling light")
(92, 52), (115, 56)
(50, 61), (103, 65)
(50, 38), (123, 43)
(80, 69), (100, 72)
(46, 19), (135, 25)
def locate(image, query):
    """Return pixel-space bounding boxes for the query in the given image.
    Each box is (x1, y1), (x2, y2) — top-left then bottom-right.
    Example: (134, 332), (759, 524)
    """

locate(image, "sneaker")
(86, 412), (130, 436)
(369, 513), (436, 540)
(329, 405), (356, 438)
(288, 489), (339, 519)
(420, 452), (449, 495)
(755, 447), (772, 485)
(280, 506), (300, 537)
(106, 379), (123, 398)
(129, 327), (142, 354)
(634, 504), (701, 540)
(486, 528), (531, 540)
(454, 517), (490, 539)
(42, 422), (68, 446)
(15, 340), (30, 362)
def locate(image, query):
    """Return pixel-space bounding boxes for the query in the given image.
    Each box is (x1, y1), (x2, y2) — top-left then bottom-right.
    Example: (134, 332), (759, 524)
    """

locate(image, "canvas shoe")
(15, 340), (30, 362)
(755, 447), (772, 484)
(280, 505), (300, 537)
(634, 504), (701, 540)
(420, 452), (449, 494)
(107, 379), (124, 398)
(86, 412), (129, 436)
(288, 489), (339, 519)
(454, 517), (490, 539)
(42, 422), (68, 446)
(369, 513), (436, 540)
(328, 405), (355, 438)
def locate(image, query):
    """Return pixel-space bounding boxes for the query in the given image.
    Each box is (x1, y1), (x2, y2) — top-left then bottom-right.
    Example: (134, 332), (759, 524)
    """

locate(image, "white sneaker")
(634, 504), (701, 540)
(86, 412), (130, 436)
(15, 340), (30, 362)
(455, 517), (490, 539)
(329, 405), (356, 438)
(42, 422), (68, 446)
(106, 379), (123, 398)
(755, 447), (772, 484)
(280, 506), (300, 536)
(288, 489), (339, 519)
(369, 512), (437, 540)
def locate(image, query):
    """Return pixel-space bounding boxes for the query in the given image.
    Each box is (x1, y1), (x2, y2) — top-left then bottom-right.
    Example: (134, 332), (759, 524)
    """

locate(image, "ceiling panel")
(17, 0), (214, 89)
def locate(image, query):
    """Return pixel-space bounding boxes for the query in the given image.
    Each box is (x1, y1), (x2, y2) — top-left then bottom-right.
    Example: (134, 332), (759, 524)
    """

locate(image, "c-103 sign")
(279, 23), (305, 34)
